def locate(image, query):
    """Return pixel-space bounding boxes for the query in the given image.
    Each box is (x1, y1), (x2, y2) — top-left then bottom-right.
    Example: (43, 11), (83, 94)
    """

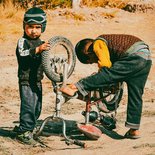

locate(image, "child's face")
(85, 43), (98, 64)
(86, 52), (98, 64)
(25, 24), (42, 39)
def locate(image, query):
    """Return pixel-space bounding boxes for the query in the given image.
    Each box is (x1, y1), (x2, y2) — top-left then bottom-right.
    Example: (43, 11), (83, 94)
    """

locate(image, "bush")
(0, 0), (130, 9)
(0, 0), (72, 9)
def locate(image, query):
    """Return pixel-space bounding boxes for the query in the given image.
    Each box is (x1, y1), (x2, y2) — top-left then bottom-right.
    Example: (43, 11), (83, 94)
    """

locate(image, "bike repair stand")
(35, 60), (86, 148)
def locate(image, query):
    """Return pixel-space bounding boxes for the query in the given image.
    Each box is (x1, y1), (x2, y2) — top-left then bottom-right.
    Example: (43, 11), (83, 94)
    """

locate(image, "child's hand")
(36, 42), (50, 54)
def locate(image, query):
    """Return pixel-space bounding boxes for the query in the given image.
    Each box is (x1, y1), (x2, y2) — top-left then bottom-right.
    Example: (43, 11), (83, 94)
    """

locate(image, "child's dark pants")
(18, 83), (42, 132)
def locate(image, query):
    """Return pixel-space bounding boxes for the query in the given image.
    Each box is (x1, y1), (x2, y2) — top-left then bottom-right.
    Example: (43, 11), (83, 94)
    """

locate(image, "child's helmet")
(23, 7), (47, 33)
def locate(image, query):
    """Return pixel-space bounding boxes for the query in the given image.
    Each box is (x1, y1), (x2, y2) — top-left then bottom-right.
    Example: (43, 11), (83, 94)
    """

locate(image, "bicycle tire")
(101, 83), (124, 112)
(41, 36), (76, 82)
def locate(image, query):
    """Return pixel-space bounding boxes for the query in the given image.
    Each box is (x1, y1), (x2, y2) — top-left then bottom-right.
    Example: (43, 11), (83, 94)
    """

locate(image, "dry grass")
(0, 1), (23, 42)
(0, 24), (6, 42)
(0, 1), (15, 18)
(1, 0), (152, 41)
(0, 0), (131, 9)
(81, 0), (130, 8)
(0, 1), (23, 20)
(0, 0), (130, 39)
(101, 10), (119, 19)
(58, 10), (86, 21)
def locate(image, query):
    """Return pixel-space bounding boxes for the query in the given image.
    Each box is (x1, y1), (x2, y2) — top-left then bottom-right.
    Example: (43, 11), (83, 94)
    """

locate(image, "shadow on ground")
(0, 118), (124, 143)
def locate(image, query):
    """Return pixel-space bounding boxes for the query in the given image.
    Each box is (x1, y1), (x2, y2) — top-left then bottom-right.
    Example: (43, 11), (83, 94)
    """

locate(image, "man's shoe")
(16, 131), (39, 146)
(124, 129), (140, 139)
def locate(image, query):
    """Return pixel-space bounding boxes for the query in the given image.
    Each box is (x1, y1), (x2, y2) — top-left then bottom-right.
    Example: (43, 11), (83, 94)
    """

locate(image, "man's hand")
(35, 42), (50, 54)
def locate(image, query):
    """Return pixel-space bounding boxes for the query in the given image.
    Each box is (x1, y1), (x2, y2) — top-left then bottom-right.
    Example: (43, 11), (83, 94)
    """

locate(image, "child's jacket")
(16, 33), (44, 85)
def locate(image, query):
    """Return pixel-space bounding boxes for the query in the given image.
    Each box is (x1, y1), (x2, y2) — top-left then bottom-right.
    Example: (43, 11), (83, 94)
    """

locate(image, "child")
(14, 7), (50, 145)
(60, 34), (152, 139)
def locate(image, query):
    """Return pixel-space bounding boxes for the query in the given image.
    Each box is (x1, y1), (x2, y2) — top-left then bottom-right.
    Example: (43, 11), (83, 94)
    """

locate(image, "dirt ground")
(0, 6), (155, 155)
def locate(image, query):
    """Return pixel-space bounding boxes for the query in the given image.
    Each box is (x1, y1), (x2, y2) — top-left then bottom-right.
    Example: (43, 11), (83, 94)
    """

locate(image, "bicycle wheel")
(41, 36), (76, 82)
(100, 82), (124, 112)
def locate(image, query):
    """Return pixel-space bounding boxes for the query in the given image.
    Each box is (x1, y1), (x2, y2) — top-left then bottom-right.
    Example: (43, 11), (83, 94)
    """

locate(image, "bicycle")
(35, 36), (124, 148)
